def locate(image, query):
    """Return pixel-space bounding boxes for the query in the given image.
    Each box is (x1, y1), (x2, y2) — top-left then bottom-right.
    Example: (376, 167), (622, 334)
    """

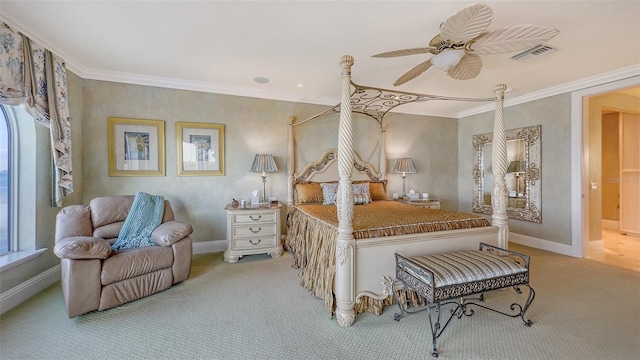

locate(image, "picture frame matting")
(176, 122), (225, 176)
(108, 117), (166, 177)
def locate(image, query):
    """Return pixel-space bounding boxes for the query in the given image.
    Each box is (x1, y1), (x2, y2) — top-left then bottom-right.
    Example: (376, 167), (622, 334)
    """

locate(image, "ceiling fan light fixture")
(431, 49), (465, 72)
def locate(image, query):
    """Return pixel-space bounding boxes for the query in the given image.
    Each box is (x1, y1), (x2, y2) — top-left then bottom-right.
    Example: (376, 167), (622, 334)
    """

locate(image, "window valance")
(0, 22), (73, 206)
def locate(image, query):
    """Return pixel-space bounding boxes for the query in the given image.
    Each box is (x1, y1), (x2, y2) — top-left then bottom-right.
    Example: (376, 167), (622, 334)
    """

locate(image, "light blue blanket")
(111, 192), (165, 251)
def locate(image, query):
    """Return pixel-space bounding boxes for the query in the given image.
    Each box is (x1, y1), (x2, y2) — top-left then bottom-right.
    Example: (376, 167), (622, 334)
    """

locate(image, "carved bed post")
(491, 84), (509, 249)
(287, 115), (296, 210)
(335, 55), (356, 327)
(379, 124), (387, 180)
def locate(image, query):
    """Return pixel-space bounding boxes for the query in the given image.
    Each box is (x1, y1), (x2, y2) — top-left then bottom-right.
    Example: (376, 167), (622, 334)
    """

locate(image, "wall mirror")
(472, 125), (541, 223)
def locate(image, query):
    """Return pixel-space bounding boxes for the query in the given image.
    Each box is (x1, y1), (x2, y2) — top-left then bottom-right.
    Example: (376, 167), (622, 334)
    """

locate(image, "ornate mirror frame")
(472, 125), (542, 223)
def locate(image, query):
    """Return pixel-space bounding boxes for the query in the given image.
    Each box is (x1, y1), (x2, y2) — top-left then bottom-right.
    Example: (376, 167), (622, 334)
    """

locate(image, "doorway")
(579, 82), (640, 272)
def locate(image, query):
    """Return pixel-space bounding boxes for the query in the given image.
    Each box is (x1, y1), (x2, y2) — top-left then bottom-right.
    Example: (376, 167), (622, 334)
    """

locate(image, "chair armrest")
(54, 236), (112, 260)
(151, 221), (193, 246)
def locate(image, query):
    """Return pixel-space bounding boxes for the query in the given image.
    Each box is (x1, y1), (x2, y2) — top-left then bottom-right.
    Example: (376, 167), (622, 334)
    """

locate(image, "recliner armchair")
(53, 195), (193, 318)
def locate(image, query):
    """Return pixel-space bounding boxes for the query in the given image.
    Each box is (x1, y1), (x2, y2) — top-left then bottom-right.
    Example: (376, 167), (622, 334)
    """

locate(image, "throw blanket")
(111, 192), (165, 251)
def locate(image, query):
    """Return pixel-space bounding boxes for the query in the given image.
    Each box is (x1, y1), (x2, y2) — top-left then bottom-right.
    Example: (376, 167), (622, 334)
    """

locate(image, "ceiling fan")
(372, 2), (559, 85)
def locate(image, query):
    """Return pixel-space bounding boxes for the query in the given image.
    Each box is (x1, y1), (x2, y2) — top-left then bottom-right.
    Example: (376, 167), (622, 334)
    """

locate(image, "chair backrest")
(55, 195), (175, 243)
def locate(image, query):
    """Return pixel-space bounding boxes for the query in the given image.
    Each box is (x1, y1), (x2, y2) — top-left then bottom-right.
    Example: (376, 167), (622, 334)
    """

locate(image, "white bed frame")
(286, 55), (510, 326)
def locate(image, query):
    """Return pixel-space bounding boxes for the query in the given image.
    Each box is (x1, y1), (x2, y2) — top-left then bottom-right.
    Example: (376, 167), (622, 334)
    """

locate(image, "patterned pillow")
(320, 183), (339, 205)
(352, 182), (370, 196)
(295, 182), (324, 204)
(354, 193), (370, 205)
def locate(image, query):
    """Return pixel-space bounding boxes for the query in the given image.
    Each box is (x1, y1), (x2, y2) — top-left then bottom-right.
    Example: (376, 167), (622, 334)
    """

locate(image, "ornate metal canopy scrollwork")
(297, 81), (494, 127)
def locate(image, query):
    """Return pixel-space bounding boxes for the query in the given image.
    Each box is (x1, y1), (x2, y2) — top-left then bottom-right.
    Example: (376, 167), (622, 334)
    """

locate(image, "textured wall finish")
(458, 94), (572, 245)
(79, 80), (458, 243)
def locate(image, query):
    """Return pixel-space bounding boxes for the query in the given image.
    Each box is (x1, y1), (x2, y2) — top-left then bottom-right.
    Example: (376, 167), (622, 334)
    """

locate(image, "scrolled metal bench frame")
(392, 243), (536, 358)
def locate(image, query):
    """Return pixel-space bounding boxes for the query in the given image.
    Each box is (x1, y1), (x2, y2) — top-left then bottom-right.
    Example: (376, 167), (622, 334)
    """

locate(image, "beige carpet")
(1, 244), (639, 360)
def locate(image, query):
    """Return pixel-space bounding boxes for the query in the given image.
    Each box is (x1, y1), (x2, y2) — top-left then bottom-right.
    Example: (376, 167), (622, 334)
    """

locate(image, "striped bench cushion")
(396, 250), (529, 303)
(408, 250), (526, 287)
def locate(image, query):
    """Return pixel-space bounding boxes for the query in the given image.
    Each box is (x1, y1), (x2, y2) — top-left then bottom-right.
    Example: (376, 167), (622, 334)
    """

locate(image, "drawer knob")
(249, 215), (262, 221)
(249, 239), (262, 245)
(249, 227), (262, 233)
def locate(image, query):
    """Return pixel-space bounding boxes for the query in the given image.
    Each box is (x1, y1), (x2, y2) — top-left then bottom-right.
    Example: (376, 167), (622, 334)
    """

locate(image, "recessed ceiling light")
(297, 83), (304, 87)
(254, 77), (269, 84)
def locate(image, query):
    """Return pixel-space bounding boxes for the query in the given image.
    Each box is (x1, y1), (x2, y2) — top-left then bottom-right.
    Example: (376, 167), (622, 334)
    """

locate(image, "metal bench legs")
(393, 280), (536, 358)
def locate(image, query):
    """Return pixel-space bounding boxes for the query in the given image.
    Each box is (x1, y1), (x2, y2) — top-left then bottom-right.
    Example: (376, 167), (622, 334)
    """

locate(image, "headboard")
(294, 149), (383, 183)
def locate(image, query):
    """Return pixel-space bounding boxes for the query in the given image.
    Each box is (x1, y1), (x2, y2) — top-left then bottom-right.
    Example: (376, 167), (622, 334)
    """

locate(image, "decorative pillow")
(369, 181), (387, 201)
(295, 182), (324, 204)
(354, 193), (370, 205)
(352, 182), (370, 196)
(321, 183), (339, 205)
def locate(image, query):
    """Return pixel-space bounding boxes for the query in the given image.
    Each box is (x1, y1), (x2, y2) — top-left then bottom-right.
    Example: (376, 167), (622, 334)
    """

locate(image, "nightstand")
(224, 203), (283, 263)
(394, 198), (441, 209)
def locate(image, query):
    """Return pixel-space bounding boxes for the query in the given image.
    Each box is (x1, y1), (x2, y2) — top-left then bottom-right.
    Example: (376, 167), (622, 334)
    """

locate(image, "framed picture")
(108, 117), (165, 176)
(176, 122), (225, 176)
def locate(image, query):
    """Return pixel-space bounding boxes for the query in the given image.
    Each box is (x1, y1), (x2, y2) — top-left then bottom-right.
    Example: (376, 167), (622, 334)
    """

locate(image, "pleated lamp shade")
(392, 158), (417, 175)
(250, 154), (278, 174)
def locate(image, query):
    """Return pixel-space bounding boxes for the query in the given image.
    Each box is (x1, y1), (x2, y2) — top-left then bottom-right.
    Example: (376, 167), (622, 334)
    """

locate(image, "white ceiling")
(2, 1), (640, 118)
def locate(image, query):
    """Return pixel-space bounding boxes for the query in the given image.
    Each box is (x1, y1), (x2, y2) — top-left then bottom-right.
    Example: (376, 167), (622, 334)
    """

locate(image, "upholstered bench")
(393, 243), (535, 358)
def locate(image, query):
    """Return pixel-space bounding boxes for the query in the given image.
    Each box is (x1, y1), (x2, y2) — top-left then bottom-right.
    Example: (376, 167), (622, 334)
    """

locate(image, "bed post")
(335, 55), (356, 327)
(287, 115), (296, 210)
(491, 84), (509, 249)
(379, 124), (388, 180)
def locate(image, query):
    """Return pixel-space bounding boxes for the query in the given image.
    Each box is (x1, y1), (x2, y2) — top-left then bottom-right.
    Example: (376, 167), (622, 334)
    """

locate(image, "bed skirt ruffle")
(286, 203), (490, 316)
(287, 208), (338, 314)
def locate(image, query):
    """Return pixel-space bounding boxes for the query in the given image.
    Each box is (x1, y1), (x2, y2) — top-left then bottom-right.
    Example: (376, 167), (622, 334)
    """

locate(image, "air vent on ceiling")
(510, 45), (557, 62)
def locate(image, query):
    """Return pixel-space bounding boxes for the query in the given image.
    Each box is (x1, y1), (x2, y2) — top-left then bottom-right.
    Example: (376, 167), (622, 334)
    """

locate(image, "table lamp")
(392, 158), (417, 199)
(250, 154), (278, 203)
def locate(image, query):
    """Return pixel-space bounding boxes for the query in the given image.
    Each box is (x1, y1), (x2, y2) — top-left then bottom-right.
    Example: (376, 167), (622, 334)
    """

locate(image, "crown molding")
(1, 14), (88, 77)
(4, 13), (637, 120)
(458, 64), (640, 118)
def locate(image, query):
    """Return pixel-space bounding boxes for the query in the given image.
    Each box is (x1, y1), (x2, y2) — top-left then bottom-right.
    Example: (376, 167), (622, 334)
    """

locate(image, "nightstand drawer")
(233, 223), (277, 237)
(233, 212), (276, 224)
(233, 235), (278, 250)
(224, 203), (283, 262)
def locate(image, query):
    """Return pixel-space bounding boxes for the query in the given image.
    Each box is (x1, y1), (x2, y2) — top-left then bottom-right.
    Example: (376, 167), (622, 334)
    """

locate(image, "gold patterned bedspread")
(293, 200), (490, 239)
(285, 200), (491, 316)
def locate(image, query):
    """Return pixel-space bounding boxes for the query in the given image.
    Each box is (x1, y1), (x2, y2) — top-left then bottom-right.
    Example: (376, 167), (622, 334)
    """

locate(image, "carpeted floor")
(1, 244), (639, 360)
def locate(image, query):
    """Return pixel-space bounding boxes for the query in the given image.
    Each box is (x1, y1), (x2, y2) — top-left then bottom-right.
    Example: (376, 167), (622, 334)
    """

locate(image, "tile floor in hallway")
(587, 228), (640, 272)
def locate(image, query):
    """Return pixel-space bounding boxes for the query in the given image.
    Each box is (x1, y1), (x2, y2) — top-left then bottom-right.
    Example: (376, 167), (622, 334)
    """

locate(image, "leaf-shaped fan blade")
(393, 59), (433, 86)
(372, 47), (435, 58)
(469, 25), (559, 55)
(447, 53), (482, 80)
(440, 3), (493, 43)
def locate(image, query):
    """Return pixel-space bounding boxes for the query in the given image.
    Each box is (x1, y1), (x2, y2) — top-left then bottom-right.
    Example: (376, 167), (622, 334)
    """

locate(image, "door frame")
(570, 76), (640, 258)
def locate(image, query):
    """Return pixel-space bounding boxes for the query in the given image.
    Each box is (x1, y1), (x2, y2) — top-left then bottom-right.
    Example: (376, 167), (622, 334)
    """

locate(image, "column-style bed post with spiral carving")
(379, 124), (387, 180)
(286, 115), (296, 212)
(491, 84), (509, 249)
(335, 55), (356, 327)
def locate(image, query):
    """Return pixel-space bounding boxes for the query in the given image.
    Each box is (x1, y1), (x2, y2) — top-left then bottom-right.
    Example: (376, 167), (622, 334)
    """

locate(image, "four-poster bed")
(286, 55), (510, 326)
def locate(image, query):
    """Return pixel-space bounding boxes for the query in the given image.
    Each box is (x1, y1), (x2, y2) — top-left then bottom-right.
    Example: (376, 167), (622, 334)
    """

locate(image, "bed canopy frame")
(287, 55), (510, 326)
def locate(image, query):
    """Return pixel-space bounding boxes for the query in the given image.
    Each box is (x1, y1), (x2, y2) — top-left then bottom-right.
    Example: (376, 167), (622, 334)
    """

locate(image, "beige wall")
(602, 113), (620, 221)
(458, 94), (573, 245)
(79, 79), (459, 243)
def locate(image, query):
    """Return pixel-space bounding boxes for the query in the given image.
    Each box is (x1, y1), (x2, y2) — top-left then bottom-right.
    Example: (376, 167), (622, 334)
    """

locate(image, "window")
(0, 106), (10, 255)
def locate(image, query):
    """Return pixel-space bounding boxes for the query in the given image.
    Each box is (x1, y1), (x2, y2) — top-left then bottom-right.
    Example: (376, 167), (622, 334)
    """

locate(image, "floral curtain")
(0, 22), (73, 207)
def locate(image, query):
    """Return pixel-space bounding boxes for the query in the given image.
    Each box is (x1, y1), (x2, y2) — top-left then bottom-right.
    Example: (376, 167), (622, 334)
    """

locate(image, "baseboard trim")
(510, 232), (576, 257)
(192, 240), (226, 255)
(602, 220), (620, 231)
(0, 264), (61, 315)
